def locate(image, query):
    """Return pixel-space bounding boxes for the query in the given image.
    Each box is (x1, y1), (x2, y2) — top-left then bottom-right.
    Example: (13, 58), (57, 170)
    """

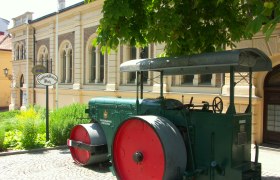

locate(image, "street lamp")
(3, 68), (8, 77)
(3, 68), (15, 81)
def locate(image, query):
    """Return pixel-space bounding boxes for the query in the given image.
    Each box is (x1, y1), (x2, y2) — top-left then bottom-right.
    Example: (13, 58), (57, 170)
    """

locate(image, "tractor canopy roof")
(120, 48), (272, 75)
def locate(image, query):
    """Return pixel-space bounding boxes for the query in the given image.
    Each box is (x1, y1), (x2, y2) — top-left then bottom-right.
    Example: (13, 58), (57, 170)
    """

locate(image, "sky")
(0, 0), (83, 28)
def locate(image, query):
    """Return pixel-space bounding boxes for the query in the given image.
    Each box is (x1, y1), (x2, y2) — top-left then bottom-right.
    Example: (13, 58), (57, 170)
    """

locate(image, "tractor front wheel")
(112, 115), (187, 180)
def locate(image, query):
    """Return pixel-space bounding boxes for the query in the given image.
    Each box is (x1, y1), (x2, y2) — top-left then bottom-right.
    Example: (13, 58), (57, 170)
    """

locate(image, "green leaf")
(264, 23), (277, 41)
(246, 15), (267, 34)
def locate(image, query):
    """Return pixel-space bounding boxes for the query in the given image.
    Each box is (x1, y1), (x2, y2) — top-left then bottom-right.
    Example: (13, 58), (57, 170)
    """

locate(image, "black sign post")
(46, 60), (49, 141)
(36, 70), (58, 142)
(46, 84), (49, 141)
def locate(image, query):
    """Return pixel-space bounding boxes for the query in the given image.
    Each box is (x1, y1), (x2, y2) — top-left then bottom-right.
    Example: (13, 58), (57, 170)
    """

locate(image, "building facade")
(8, 0), (280, 145)
(0, 18), (12, 109)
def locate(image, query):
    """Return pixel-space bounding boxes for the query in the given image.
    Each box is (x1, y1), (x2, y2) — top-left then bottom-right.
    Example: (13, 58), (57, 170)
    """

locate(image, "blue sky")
(0, 0), (83, 28)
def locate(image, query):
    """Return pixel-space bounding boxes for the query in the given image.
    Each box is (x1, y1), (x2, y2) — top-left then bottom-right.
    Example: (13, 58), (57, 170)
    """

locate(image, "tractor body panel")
(88, 97), (138, 153)
(189, 111), (260, 179)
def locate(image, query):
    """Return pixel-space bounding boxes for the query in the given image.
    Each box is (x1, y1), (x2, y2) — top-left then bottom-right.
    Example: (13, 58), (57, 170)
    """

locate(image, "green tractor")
(67, 48), (272, 180)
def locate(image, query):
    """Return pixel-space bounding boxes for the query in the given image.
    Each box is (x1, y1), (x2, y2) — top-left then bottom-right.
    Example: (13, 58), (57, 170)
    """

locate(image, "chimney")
(58, 0), (65, 11)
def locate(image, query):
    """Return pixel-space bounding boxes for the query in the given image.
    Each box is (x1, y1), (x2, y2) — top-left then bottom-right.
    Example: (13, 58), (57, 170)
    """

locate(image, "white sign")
(36, 73), (58, 86)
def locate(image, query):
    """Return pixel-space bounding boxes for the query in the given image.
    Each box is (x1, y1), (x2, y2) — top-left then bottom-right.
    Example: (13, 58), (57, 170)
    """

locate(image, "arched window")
(69, 50), (73, 83)
(62, 50), (66, 82)
(140, 46), (149, 83)
(121, 45), (152, 85)
(99, 51), (104, 83)
(15, 44), (20, 60)
(127, 46), (150, 84)
(128, 46), (137, 83)
(85, 34), (107, 85)
(59, 41), (73, 83)
(20, 44), (24, 59)
(37, 46), (50, 71)
(87, 45), (105, 84)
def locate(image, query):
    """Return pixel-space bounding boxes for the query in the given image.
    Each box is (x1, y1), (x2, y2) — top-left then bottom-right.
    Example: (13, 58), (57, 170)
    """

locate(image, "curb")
(0, 145), (68, 156)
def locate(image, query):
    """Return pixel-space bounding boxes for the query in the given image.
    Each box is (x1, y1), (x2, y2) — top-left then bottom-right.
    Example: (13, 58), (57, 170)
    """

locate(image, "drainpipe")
(55, 11), (59, 109)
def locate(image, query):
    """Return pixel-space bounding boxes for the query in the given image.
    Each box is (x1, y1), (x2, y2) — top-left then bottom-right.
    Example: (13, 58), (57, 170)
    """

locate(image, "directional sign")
(32, 65), (47, 76)
(36, 73), (58, 86)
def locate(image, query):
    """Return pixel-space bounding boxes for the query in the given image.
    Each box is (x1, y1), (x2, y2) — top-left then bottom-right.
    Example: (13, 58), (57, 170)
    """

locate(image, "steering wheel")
(212, 96), (223, 113)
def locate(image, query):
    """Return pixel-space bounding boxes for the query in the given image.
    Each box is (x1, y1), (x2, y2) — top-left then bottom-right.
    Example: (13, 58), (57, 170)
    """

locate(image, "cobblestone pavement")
(0, 148), (116, 180)
(0, 146), (279, 180)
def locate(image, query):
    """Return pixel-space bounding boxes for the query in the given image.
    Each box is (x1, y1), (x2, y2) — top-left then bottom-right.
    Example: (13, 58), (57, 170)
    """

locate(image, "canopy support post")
(140, 71), (144, 99)
(227, 66), (236, 114)
(160, 71), (164, 98)
(245, 68), (252, 113)
(136, 71), (139, 114)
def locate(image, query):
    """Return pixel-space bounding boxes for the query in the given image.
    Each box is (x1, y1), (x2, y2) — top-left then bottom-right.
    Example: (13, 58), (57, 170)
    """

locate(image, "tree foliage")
(86, 0), (280, 56)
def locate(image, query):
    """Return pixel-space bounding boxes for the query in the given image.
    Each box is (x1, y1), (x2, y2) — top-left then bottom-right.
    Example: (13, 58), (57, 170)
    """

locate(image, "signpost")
(36, 72), (58, 141)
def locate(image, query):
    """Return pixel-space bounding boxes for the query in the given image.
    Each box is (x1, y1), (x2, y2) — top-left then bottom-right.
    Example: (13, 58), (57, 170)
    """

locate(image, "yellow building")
(8, 1), (280, 145)
(0, 21), (12, 110)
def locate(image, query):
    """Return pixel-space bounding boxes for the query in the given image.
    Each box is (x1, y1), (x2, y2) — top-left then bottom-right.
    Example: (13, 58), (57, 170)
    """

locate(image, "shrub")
(16, 107), (45, 149)
(0, 110), (21, 150)
(0, 110), (20, 132)
(49, 103), (89, 145)
(3, 130), (23, 150)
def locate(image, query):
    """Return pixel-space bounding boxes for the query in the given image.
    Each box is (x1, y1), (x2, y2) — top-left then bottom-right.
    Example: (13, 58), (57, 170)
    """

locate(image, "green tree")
(86, 0), (279, 56)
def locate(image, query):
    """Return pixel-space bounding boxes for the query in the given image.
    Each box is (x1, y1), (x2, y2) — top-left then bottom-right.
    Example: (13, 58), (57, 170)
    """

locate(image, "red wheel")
(68, 123), (107, 165)
(113, 116), (187, 180)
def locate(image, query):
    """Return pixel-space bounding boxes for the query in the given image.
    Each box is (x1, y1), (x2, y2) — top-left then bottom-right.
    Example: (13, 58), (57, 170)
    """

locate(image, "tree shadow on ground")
(64, 147), (112, 173)
(80, 161), (112, 173)
(58, 147), (70, 154)
(26, 146), (68, 154)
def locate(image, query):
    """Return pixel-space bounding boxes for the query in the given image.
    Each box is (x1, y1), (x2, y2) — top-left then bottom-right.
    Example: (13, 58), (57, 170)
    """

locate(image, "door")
(263, 65), (280, 144)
